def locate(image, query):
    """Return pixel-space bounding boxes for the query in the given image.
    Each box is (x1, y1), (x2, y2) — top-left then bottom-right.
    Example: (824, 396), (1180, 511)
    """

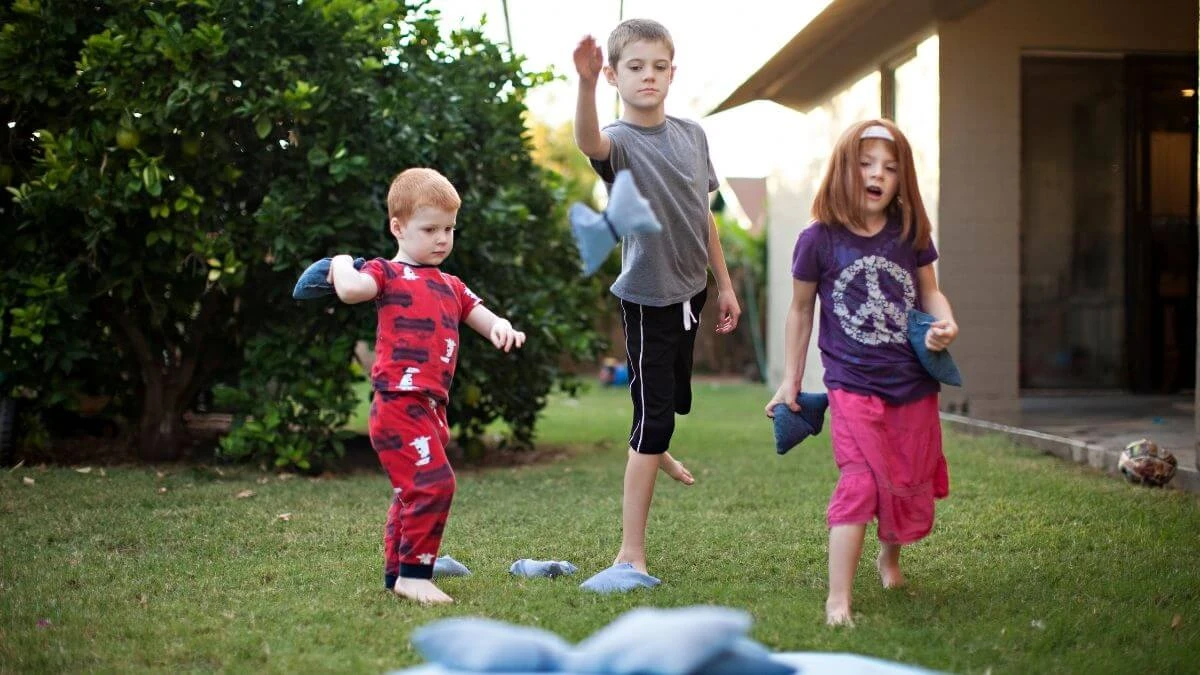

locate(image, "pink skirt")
(826, 389), (949, 545)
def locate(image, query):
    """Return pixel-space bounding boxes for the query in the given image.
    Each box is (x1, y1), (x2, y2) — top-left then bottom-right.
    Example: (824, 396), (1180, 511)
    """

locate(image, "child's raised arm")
(573, 35), (611, 161)
(464, 305), (526, 353)
(765, 279), (817, 417)
(329, 254), (378, 304)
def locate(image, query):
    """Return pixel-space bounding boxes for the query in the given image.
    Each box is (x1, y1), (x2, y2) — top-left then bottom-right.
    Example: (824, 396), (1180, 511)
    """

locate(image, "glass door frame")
(1124, 53), (1199, 393)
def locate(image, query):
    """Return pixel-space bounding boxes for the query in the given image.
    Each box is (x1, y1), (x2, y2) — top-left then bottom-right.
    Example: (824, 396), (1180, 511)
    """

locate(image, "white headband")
(860, 125), (895, 142)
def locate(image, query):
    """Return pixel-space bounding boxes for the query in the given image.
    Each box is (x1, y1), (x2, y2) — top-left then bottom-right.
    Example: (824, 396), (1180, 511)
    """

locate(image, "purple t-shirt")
(791, 218), (940, 404)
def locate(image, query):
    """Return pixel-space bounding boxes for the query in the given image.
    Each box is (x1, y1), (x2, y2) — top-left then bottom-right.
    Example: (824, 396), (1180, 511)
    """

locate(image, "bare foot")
(825, 598), (855, 627)
(659, 455), (695, 485)
(393, 577), (454, 605)
(876, 556), (906, 589)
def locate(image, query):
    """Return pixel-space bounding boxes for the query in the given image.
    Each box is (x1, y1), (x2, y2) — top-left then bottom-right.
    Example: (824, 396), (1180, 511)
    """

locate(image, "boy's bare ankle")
(393, 577), (454, 605)
(614, 551), (648, 574)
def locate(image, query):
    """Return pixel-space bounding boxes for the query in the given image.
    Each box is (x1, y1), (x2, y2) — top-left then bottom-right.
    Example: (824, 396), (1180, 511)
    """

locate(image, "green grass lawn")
(2, 382), (1198, 673)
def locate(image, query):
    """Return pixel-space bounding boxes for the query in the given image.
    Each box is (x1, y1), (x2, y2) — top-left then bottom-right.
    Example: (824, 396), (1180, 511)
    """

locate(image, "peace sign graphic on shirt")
(831, 255), (915, 346)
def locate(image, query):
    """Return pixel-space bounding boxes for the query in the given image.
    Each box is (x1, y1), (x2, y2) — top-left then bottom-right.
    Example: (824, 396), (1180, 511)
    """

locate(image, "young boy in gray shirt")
(573, 18), (741, 582)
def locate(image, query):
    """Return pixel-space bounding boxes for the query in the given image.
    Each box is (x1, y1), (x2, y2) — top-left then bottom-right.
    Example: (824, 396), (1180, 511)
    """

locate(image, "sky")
(424, 0), (832, 176)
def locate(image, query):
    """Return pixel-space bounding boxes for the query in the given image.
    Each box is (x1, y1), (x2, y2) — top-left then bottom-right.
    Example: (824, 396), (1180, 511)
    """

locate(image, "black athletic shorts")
(619, 287), (708, 454)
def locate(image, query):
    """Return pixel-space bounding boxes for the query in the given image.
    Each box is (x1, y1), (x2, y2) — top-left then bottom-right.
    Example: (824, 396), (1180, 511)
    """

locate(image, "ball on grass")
(1118, 438), (1177, 487)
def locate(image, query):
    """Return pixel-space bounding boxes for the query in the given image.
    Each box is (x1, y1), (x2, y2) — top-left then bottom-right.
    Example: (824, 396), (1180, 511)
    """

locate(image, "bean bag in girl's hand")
(906, 309), (963, 387)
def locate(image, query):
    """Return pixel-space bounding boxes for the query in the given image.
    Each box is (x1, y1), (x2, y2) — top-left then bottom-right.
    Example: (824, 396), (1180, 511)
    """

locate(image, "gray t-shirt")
(591, 116), (719, 306)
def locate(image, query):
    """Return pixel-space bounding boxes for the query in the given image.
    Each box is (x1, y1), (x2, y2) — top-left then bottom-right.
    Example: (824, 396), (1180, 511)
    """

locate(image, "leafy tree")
(529, 118), (597, 210)
(0, 0), (603, 466)
(713, 211), (767, 380)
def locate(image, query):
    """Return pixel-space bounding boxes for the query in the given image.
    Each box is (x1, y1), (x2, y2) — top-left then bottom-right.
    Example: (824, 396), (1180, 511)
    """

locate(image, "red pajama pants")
(369, 391), (456, 585)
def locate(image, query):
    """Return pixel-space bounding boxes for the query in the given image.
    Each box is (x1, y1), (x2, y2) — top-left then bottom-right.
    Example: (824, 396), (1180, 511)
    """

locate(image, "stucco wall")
(937, 0), (1197, 421)
(764, 74), (881, 394)
(763, 37), (940, 396)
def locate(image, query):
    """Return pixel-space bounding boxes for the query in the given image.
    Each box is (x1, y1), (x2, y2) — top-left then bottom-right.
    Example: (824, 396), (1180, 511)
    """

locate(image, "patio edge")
(940, 413), (1200, 494)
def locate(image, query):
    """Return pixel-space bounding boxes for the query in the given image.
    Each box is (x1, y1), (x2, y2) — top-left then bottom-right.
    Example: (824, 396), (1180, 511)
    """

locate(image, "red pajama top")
(360, 258), (482, 402)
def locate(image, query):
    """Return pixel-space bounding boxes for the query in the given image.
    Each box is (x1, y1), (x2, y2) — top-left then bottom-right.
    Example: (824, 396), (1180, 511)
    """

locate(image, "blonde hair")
(386, 168), (461, 223)
(811, 119), (932, 250)
(606, 18), (674, 67)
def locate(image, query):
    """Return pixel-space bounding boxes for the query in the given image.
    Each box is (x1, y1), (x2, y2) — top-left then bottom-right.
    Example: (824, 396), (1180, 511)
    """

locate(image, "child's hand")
(764, 381), (800, 419)
(573, 35), (603, 82)
(925, 319), (958, 351)
(489, 318), (526, 353)
(328, 254), (355, 283)
(714, 290), (741, 334)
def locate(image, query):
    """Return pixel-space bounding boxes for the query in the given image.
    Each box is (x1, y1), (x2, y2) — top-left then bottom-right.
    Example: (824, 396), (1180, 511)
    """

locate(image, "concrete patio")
(944, 393), (1198, 493)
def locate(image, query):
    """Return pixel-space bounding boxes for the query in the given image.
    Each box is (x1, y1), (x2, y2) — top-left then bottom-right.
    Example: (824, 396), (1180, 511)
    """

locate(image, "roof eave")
(709, 0), (990, 115)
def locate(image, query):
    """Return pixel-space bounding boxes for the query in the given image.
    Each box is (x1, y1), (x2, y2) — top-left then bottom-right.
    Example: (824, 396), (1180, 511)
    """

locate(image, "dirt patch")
(3, 409), (587, 475)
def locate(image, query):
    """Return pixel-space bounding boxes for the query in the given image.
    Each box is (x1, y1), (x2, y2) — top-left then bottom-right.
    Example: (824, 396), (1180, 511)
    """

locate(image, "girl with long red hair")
(766, 119), (959, 626)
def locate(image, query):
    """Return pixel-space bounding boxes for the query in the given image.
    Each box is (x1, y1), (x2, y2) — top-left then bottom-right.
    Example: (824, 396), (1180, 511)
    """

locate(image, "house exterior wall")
(937, 0), (1197, 422)
(763, 36), (940, 396)
(764, 74), (881, 394)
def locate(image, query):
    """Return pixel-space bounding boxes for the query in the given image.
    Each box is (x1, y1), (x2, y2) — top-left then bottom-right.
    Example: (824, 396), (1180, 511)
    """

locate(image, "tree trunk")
(136, 374), (188, 461)
(99, 298), (210, 461)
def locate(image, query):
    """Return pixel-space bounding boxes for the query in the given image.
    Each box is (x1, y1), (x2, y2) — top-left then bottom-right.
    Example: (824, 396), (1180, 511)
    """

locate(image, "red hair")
(811, 119), (932, 250)
(387, 168), (461, 223)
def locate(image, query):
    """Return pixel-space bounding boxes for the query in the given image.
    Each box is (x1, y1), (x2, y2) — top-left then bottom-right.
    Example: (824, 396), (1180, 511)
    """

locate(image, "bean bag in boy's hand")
(568, 170), (662, 276)
(411, 617), (571, 672)
(292, 256), (366, 300)
(906, 309), (963, 386)
(771, 392), (828, 455)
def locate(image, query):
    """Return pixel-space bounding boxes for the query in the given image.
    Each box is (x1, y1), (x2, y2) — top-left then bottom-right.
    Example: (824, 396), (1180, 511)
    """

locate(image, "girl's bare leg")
(826, 523), (866, 626)
(877, 542), (906, 588)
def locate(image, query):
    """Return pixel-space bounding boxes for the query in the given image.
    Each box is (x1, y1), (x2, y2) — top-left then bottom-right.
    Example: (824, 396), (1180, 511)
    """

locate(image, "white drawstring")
(682, 299), (697, 331)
